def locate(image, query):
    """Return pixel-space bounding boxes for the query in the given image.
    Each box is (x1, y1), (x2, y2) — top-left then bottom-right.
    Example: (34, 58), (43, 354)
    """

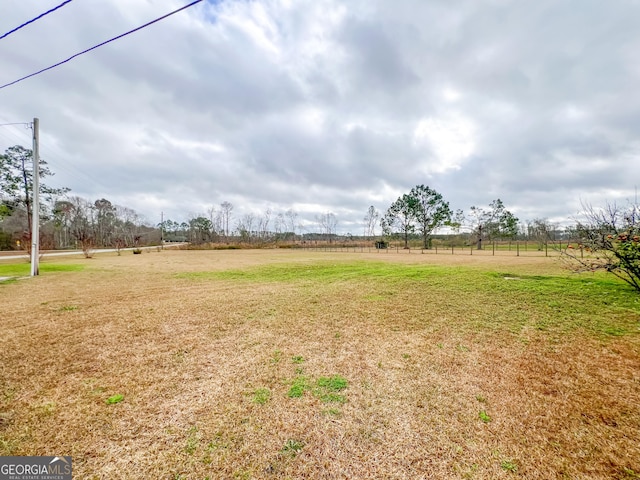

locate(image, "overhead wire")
(0, 121), (112, 195)
(0, 0), (74, 40)
(0, 122), (31, 129)
(0, 0), (204, 90)
(0, 122), (31, 146)
(1, 0), (207, 205)
(37, 138), (115, 195)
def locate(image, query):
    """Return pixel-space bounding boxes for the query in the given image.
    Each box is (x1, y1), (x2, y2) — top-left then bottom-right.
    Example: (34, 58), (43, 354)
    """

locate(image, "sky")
(1, 0), (639, 235)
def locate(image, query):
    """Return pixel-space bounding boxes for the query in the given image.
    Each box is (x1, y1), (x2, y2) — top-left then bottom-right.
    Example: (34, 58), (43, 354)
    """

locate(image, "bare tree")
(220, 201), (233, 241)
(207, 205), (219, 241)
(258, 208), (272, 242)
(212, 211), (223, 242)
(285, 209), (298, 241)
(52, 200), (74, 248)
(236, 213), (255, 243)
(275, 212), (286, 241)
(67, 196), (94, 257)
(528, 218), (555, 250)
(316, 212), (338, 243)
(363, 205), (379, 241)
(563, 200), (640, 292)
(115, 206), (142, 247)
(327, 213), (337, 243)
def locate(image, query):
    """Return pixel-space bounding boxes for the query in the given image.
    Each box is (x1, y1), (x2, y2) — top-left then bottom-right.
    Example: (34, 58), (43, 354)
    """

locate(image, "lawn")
(0, 249), (639, 479)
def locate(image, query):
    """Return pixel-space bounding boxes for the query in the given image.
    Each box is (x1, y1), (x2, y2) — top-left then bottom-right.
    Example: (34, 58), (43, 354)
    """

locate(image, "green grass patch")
(314, 375), (348, 404)
(271, 349), (282, 364)
(106, 394), (124, 405)
(500, 459), (518, 472)
(315, 375), (348, 391)
(176, 260), (449, 283)
(287, 374), (348, 403)
(58, 305), (78, 312)
(281, 439), (304, 457)
(288, 377), (309, 398)
(178, 260), (640, 337)
(479, 410), (491, 423)
(621, 467), (640, 479)
(322, 408), (342, 416)
(252, 388), (271, 405)
(0, 262), (84, 277)
(316, 392), (347, 404)
(185, 426), (199, 455)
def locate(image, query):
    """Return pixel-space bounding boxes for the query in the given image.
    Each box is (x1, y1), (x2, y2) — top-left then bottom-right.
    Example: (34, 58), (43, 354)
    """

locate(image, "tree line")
(166, 205), (303, 245)
(0, 145), (565, 251)
(163, 209), (342, 245)
(3, 144), (639, 294)
(0, 146), (153, 252)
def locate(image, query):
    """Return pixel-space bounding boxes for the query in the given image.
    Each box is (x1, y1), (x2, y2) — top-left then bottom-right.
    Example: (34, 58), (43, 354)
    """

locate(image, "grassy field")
(1, 249), (639, 479)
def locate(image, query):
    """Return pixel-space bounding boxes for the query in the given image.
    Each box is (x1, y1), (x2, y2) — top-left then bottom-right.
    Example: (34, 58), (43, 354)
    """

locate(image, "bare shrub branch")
(560, 200), (640, 292)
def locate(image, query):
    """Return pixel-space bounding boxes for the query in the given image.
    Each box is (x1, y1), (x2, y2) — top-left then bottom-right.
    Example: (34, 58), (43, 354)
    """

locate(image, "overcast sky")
(1, 0), (639, 234)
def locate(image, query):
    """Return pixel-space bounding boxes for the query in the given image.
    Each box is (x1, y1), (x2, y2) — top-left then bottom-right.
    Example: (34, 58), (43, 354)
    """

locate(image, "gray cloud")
(1, 0), (639, 233)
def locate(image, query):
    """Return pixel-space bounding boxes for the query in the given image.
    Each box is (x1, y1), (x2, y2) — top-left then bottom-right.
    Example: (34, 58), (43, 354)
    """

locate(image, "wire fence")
(295, 240), (584, 258)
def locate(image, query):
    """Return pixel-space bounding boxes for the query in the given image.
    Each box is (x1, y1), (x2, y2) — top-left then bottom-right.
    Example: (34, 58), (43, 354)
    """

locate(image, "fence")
(295, 240), (584, 258)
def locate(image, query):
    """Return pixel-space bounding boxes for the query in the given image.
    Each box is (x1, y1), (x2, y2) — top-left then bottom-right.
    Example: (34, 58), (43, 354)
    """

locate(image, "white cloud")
(413, 115), (476, 173)
(442, 87), (462, 102)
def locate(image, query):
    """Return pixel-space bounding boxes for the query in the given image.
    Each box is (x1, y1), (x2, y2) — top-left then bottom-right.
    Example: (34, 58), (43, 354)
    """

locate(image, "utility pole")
(30, 117), (40, 276)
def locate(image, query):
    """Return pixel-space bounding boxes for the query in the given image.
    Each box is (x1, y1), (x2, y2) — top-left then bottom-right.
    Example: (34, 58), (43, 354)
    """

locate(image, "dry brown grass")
(0, 249), (639, 479)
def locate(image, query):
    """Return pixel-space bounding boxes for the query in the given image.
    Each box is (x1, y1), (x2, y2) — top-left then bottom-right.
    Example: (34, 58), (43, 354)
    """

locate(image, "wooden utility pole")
(30, 117), (40, 276)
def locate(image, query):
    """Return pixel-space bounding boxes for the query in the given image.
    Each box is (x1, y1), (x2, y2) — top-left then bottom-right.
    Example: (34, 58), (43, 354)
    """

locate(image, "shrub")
(564, 201), (640, 292)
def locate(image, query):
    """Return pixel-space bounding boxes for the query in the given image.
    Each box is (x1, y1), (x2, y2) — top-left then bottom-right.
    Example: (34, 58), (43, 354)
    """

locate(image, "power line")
(0, 0), (204, 90)
(0, 123), (32, 148)
(0, 121), (116, 193)
(0, 1), (74, 41)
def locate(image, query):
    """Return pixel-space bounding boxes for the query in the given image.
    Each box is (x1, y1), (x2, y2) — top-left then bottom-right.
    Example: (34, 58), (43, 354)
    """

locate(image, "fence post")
(545, 242), (548, 257)
(452, 244), (454, 255)
(517, 241), (520, 257)
(493, 242), (495, 256)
